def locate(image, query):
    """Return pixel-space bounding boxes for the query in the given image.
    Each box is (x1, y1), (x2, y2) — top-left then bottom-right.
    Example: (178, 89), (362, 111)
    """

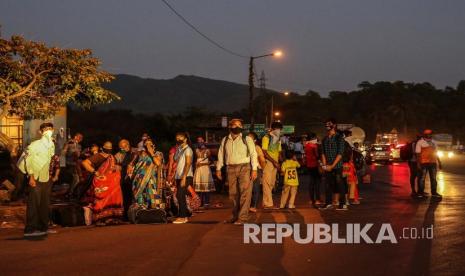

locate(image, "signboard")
(282, 125), (295, 134)
(221, 116), (228, 128)
(243, 124), (266, 135)
(243, 124), (295, 136)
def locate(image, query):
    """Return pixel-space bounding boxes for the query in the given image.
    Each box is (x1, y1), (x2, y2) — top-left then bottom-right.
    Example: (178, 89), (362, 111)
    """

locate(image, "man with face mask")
(173, 132), (194, 224)
(415, 129), (442, 198)
(320, 118), (348, 211)
(17, 122), (56, 238)
(115, 139), (137, 220)
(216, 119), (258, 225)
(261, 121), (284, 209)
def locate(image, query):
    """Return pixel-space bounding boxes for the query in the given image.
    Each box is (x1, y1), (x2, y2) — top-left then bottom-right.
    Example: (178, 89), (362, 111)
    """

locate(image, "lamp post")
(267, 91), (289, 128)
(248, 50), (282, 131)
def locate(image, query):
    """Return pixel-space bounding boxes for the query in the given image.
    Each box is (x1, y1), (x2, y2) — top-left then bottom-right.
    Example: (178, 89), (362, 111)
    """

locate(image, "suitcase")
(51, 203), (85, 227)
(128, 203), (167, 224)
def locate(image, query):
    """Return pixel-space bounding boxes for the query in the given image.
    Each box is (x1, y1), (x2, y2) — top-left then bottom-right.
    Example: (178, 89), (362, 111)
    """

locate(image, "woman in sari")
(131, 139), (164, 209)
(81, 141), (124, 226)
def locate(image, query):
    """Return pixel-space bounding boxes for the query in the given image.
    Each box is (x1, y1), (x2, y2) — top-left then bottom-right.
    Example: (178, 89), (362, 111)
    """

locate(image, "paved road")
(0, 162), (464, 276)
(440, 154), (465, 175)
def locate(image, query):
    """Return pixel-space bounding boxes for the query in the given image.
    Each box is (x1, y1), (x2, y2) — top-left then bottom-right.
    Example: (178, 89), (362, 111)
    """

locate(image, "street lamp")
(249, 50), (283, 131)
(267, 91), (289, 128)
(274, 111), (281, 117)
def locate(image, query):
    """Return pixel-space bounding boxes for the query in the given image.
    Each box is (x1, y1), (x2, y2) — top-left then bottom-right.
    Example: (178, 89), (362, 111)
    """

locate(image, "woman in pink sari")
(82, 141), (123, 226)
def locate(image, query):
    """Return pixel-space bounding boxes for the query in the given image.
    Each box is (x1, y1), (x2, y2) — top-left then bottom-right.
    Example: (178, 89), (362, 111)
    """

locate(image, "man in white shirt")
(216, 119), (258, 225)
(17, 122), (55, 238)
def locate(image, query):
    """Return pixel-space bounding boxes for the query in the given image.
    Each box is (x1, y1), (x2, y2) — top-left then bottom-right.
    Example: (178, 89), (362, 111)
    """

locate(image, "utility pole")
(259, 70), (268, 127)
(248, 57), (255, 131)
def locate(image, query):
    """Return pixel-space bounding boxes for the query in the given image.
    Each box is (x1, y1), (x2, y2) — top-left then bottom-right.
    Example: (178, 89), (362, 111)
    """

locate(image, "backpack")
(342, 140), (353, 163)
(50, 203), (85, 227)
(128, 203), (167, 224)
(353, 150), (365, 171)
(400, 142), (414, 161)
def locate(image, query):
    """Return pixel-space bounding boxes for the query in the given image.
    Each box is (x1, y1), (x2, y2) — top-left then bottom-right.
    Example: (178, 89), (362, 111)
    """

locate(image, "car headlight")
(448, 151), (454, 158)
(437, 151), (444, 158)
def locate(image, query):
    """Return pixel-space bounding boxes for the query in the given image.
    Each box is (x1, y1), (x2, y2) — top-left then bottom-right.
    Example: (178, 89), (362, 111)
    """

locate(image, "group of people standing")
(17, 117), (367, 237)
(216, 117), (365, 225)
(17, 123), (219, 238)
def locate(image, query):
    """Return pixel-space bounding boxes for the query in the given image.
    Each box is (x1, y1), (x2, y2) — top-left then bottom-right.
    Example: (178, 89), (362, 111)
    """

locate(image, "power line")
(161, 0), (248, 59)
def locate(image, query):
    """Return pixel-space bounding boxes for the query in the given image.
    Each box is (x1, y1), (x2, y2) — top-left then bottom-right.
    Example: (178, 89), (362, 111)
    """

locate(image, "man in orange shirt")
(415, 129), (442, 198)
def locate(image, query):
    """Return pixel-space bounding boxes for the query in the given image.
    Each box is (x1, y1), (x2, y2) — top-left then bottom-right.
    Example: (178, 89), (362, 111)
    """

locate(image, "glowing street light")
(273, 50), (283, 58)
(248, 50), (284, 131)
(274, 111), (281, 117)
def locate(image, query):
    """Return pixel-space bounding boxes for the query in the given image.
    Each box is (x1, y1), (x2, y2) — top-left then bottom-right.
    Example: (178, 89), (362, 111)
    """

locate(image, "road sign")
(282, 125), (295, 134)
(243, 124), (266, 135)
(243, 124), (295, 136)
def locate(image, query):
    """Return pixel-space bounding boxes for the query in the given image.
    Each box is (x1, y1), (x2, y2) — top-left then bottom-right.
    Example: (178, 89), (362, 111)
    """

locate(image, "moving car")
(367, 144), (393, 164)
(436, 145), (455, 159)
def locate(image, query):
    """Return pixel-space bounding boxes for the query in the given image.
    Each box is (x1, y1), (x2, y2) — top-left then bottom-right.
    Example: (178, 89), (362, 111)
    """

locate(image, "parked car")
(367, 144), (393, 164)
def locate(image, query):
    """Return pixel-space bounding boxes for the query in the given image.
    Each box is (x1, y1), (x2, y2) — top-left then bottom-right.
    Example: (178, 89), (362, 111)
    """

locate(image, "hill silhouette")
(101, 74), (265, 114)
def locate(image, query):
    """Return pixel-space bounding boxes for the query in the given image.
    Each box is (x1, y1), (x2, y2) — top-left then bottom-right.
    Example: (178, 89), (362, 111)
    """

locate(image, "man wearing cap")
(415, 129), (442, 198)
(216, 119), (258, 225)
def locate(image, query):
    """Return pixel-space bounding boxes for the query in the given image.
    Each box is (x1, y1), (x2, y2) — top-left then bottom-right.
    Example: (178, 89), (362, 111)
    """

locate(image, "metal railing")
(0, 124), (23, 148)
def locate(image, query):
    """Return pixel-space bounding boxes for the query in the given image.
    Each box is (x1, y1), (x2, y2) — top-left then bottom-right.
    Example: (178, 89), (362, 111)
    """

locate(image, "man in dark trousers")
(17, 122), (56, 238)
(320, 118), (347, 211)
(115, 139), (137, 220)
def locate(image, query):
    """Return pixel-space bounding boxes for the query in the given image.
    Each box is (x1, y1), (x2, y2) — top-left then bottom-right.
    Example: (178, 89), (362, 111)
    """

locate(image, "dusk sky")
(1, 0), (464, 94)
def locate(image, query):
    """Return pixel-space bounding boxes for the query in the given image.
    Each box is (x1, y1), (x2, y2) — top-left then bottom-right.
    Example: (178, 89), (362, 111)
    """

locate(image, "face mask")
(102, 148), (112, 154)
(119, 149), (127, 153)
(176, 140), (184, 145)
(273, 129), (282, 137)
(43, 130), (53, 139)
(230, 127), (242, 134)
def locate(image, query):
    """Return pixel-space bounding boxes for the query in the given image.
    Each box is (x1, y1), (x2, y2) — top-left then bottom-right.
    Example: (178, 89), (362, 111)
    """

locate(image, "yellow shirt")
(281, 159), (300, 186)
(262, 135), (282, 162)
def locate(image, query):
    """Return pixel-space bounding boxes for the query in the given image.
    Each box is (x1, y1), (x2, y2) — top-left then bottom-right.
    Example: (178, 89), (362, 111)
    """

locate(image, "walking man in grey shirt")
(216, 119), (258, 225)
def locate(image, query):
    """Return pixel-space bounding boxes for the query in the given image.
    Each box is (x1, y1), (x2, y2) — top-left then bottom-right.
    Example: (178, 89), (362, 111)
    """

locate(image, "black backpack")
(50, 203), (85, 227)
(342, 140), (353, 163)
(400, 142), (414, 161)
(128, 203), (168, 224)
(353, 150), (365, 170)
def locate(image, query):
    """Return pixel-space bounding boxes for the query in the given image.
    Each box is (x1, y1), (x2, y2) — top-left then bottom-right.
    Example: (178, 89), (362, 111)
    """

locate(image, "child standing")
(280, 152), (301, 209)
